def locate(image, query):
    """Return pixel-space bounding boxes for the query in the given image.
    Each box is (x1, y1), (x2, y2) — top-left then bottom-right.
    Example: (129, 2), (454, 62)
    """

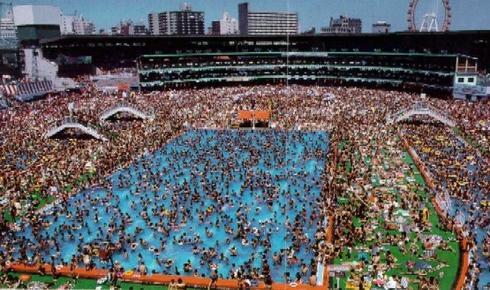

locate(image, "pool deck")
(7, 262), (327, 289)
(401, 136), (470, 290)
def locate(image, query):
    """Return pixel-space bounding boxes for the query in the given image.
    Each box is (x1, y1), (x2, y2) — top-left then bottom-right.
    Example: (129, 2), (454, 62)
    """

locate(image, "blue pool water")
(9, 130), (329, 282)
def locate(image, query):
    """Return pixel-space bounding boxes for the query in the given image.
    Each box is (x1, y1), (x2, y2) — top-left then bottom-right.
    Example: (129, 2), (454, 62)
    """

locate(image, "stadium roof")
(40, 29), (490, 43)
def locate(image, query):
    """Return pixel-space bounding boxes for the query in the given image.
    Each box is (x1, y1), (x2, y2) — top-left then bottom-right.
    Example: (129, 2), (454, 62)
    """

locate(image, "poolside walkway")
(8, 263), (322, 290)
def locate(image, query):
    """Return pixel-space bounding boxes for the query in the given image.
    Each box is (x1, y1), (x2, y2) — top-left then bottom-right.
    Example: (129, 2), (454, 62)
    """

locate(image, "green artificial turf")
(345, 160), (352, 174)
(2, 192), (55, 223)
(2, 170), (94, 223)
(338, 140), (348, 151)
(331, 150), (460, 290)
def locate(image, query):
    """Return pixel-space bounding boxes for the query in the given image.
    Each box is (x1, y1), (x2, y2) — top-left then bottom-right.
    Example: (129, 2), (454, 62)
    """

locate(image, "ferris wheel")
(407, 0), (452, 32)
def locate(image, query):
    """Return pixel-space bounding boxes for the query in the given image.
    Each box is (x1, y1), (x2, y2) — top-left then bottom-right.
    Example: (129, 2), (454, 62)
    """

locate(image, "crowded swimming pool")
(6, 129), (329, 282)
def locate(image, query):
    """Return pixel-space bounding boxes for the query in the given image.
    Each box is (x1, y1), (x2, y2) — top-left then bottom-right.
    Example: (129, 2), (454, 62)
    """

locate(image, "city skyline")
(7, 0), (490, 33)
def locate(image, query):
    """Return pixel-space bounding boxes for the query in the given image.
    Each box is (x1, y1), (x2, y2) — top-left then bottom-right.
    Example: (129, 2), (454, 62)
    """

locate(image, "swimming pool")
(8, 129), (329, 282)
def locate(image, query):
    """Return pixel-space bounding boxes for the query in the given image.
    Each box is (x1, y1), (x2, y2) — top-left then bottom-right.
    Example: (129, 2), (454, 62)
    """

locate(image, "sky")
(8, 0), (490, 32)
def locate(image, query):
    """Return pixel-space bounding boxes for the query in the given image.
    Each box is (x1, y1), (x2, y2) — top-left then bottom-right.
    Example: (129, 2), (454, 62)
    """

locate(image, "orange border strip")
(8, 263), (323, 289)
(6, 215), (330, 289)
(401, 136), (469, 290)
(454, 238), (470, 290)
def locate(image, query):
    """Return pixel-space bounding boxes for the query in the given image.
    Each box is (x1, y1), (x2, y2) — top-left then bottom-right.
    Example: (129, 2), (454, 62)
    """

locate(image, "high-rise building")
(61, 14), (95, 35)
(238, 2), (298, 35)
(211, 12), (238, 35)
(147, 4), (204, 35)
(111, 25), (121, 35)
(0, 9), (16, 39)
(74, 17), (95, 35)
(60, 15), (75, 34)
(220, 12), (239, 35)
(211, 21), (220, 35)
(111, 20), (147, 36)
(321, 15), (362, 34)
(131, 22), (147, 35)
(148, 13), (159, 35)
(372, 21), (391, 33)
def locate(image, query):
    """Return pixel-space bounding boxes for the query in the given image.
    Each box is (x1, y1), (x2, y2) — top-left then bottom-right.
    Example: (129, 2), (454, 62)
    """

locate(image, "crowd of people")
(0, 83), (488, 289)
(2, 129), (328, 284)
(402, 119), (489, 288)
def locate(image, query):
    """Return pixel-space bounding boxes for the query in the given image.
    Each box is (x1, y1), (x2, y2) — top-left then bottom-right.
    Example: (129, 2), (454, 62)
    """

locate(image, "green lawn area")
(2, 171), (95, 223)
(346, 159), (352, 174)
(2, 192), (55, 223)
(338, 140), (349, 151)
(331, 150), (460, 290)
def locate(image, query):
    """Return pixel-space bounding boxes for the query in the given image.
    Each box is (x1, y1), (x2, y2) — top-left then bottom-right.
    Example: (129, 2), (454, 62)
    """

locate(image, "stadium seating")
(138, 52), (455, 94)
(0, 80), (53, 102)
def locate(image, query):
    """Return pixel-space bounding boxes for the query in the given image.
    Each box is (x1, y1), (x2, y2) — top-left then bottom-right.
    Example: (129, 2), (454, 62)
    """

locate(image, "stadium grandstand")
(137, 51), (458, 94)
(39, 32), (490, 99)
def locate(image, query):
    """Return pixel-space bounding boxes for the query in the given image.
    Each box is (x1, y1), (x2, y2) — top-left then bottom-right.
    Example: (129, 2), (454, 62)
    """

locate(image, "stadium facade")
(137, 51), (457, 94)
(37, 31), (490, 100)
